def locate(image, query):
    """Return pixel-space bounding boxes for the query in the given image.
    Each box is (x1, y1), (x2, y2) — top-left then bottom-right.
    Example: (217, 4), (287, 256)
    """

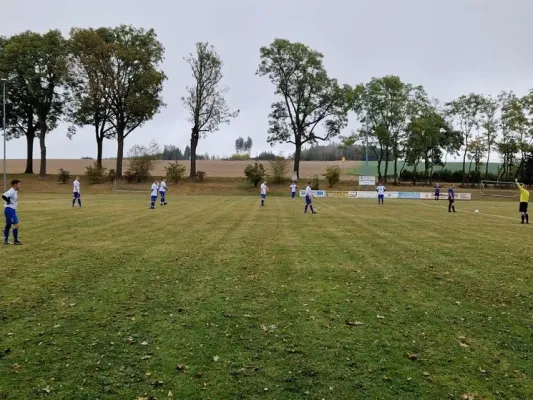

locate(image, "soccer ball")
(474, 209), (479, 214)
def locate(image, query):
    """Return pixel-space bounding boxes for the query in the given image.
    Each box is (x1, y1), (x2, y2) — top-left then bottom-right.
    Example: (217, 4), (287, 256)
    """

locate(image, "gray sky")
(3, 0), (533, 159)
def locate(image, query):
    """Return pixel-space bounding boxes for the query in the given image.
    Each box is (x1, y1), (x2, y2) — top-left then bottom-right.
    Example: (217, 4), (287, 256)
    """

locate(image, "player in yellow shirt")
(515, 179), (530, 224)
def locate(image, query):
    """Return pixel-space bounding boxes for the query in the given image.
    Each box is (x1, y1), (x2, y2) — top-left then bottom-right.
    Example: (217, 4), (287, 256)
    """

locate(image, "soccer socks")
(310, 205), (315, 213)
(304, 204), (308, 213)
(4, 224), (10, 243)
(150, 201), (155, 208)
(77, 198), (82, 207)
(72, 198), (76, 207)
(13, 228), (18, 242)
(521, 214), (525, 224)
(261, 199), (264, 206)
(161, 196), (166, 205)
(526, 214), (529, 223)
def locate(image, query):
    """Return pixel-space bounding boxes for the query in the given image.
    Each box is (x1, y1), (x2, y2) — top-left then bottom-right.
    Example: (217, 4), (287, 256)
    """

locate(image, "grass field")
(1, 193), (532, 399)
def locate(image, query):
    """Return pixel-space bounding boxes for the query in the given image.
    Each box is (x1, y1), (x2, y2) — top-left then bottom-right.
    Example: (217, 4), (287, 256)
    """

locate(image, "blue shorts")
(151, 195), (157, 202)
(378, 194), (384, 199)
(291, 192), (296, 198)
(4, 208), (18, 225)
(305, 195), (312, 204)
(261, 194), (266, 199)
(73, 192), (80, 199)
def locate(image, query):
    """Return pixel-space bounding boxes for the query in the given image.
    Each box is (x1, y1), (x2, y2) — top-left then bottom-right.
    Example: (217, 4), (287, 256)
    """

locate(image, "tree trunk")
(462, 149), (468, 185)
(383, 147), (390, 183)
(96, 128), (103, 169)
(293, 141), (302, 179)
(393, 150), (398, 185)
(24, 132), (35, 174)
(485, 149), (491, 178)
(38, 120), (47, 177)
(115, 134), (124, 177)
(189, 127), (199, 179)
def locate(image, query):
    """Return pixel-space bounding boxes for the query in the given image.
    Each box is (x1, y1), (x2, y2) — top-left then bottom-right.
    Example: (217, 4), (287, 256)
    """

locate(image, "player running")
(260, 181), (269, 207)
(290, 182), (297, 199)
(376, 183), (386, 205)
(434, 183), (441, 201)
(304, 182), (317, 214)
(150, 180), (159, 209)
(72, 176), (82, 207)
(448, 184), (456, 213)
(159, 178), (168, 206)
(3, 179), (22, 245)
(515, 178), (529, 224)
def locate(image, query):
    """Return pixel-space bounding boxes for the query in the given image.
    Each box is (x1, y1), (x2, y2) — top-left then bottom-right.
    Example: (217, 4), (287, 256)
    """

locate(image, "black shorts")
(448, 198), (454, 203)
(519, 202), (528, 213)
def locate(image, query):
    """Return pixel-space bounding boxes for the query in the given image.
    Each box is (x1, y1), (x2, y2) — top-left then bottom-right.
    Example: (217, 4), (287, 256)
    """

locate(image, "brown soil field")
(1, 159), (359, 178)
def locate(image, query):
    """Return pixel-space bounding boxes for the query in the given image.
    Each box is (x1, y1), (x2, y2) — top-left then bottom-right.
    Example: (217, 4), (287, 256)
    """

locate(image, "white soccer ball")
(474, 209), (479, 214)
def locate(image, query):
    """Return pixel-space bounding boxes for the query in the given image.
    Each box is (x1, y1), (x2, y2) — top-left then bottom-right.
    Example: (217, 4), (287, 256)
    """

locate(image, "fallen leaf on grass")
(176, 364), (186, 371)
(213, 355), (220, 362)
(150, 380), (164, 388)
(141, 355), (152, 360)
(42, 386), (51, 394)
(377, 315), (385, 319)
(140, 341), (149, 346)
(408, 353), (419, 360)
(422, 371), (431, 377)
(462, 394), (476, 400)
(459, 342), (470, 348)
(168, 391), (173, 398)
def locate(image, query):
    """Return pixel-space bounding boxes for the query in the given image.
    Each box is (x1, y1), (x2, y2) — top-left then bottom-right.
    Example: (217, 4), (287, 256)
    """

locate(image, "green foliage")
(311, 175), (320, 190)
(268, 157), (290, 184)
(256, 151), (277, 161)
(165, 162), (187, 183)
(196, 171), (207, 182)
(183, 42), (239, 178)
(257, 38), (351, 178)
(125, 141), (160, 183)
(85, 162), (108, 184)
(229, 154), (251, 161)
(323, 165), (341, 188)
(107, 169), (116, 182)
(57, 168), (71, 184)
(244, 163), (265, 187)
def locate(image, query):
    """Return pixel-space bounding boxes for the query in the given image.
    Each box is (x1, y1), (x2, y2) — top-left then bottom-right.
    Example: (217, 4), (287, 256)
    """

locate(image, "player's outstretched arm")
(2, 195), (10, 204)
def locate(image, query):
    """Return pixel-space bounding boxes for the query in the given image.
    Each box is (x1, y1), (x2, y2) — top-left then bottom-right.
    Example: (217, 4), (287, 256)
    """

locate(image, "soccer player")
(448, 184), (456, 213)
(304, 182), (317, 214)
(159, 178), (168, 206)
(376, 183), (386, 205)
(3, 179), (22, 245)
(434, 183), (441, 201)
(260, 181), (269, 206)
(290, 182), (297, 199)
(150, 179), (159, 209)
(515, 178), (529, 224)
(72, 176), (82, 207)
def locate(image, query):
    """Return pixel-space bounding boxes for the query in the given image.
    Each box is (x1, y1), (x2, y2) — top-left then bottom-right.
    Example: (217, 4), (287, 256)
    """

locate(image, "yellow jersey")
(516, 183), (530, 203)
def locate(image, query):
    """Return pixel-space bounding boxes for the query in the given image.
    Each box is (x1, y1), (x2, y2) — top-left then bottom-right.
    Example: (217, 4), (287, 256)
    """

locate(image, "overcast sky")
(3, 0), (533, 159)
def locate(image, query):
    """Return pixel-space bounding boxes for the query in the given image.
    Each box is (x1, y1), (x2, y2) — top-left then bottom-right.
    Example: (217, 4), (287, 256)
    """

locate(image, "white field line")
(415, 201), (520, 222)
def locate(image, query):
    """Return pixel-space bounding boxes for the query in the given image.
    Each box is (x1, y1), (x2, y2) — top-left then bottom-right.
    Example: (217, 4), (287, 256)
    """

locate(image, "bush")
(228, 154), (251, 161)
(165, 162), (187, 183)
(244, 163), (266, 187)
(268, 157), (290, 184)
(107, 169), (116, 182)
(123, 170), (138, 183)
(85, 162), (108, 184)
(196, 171), (207, 182)
(311, 175), (320, 190)
(255, 151), (277, 161)
(57, 168), (70, 184)
(126, 141), (160, 183)
(323, 165), (341, 188)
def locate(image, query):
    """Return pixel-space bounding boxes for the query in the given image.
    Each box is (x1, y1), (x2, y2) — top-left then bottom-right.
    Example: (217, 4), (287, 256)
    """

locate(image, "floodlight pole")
(1, 79), (6, 192)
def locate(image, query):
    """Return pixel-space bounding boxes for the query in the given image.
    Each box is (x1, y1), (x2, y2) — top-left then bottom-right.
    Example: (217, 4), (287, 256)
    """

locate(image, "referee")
(515, 179), (530, 224)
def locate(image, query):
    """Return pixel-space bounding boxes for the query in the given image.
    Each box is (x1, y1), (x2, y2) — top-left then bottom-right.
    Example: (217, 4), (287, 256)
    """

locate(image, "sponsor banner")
(299, 190), (327, 198)
(398, 191), (420, 199)
(358, 175), (376, 186)
(327, 191), (350, 198)
(348, 191), (376, 199)
(419, 192), (472, 200)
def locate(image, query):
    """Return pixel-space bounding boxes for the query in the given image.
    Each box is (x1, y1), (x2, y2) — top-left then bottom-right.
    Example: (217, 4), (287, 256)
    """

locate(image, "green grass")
(1, 193), (532, 399)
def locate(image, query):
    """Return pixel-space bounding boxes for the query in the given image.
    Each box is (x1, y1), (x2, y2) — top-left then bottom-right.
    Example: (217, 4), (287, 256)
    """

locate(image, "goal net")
(480, 180), (521, 198)
(111, 179), (148, 193)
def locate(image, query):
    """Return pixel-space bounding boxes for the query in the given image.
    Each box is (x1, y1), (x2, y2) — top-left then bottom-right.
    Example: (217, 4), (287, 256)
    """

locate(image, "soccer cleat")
(4, 241), (11, 245)
(13, 241), (22, 245)
(312, 212), (317, 214)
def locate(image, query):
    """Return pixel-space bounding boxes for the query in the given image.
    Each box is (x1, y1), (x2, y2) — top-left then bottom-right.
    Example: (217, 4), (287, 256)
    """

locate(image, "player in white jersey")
(304, 182), (317, 214)
(150, 180), (159, 209)
(260, 181), (269, 206)
(290, 182), (297, 199)
(159, 178), (168, 206)
(3, 179), (22, 245)
(72, 176), (82, 207)
(376, 183), (386, 205)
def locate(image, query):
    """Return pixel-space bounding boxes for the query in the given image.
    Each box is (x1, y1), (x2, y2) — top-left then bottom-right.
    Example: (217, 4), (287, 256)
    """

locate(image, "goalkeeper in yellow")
(515, 179), (530, 224)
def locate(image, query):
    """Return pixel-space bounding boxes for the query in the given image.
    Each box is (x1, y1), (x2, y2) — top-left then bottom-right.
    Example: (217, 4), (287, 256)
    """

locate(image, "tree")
(0, 30), (69, 176)
(244, 136), (253, 153)
(445, 93), (485, 185)
(235, 136), (244, 153)
(182, 42), (238, 178)
(124, 140), (161, 182)
(184, 145), (191, 160)
(67, 27), (116, 169)
(257, 38), (351, 178)
(96, 25), (166, 177)
(479, 95), (499, 179)
(467, 138), (487, 185)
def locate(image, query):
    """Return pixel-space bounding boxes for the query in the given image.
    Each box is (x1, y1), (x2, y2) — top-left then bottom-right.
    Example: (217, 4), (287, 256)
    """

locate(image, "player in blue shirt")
(434, 183), (441, 201)
(3, 179), (22, 245)
(448, 184), (456, 212)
